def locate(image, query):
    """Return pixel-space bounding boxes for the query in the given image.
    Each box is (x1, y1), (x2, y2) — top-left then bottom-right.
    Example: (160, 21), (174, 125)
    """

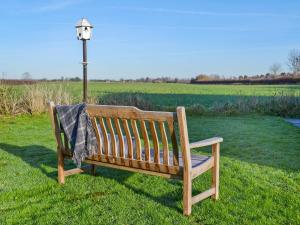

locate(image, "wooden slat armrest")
(189, 137), (223, 149)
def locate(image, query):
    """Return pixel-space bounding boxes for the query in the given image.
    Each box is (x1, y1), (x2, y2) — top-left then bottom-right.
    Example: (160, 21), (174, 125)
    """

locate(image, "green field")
(7, 81), (299, 116)
(64, 82), (300, 107)
(0, 83), (300, 224)
(68, 82), (300, 96)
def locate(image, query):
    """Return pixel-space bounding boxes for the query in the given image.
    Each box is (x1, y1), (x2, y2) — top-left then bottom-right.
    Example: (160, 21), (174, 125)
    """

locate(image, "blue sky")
(1, 0), (300, 79)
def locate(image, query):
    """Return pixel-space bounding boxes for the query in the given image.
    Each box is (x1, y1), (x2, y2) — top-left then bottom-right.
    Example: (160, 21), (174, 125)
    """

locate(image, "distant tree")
(265, 73), (271, 79)
(210, 74), (220, 80)
(22, 72), (32, 80)
(280, 72), (286, 77)
(288, 49), (300, 75)
(195, 74), (211, 81)
(69, 76), (81, 81)
(269, 63), (282, 76)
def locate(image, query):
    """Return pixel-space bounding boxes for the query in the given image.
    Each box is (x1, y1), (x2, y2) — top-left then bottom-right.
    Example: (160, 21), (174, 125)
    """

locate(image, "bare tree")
(269, 63), (281, 76)
(22, 72), (32, 80)
(288, 49), (300, 75)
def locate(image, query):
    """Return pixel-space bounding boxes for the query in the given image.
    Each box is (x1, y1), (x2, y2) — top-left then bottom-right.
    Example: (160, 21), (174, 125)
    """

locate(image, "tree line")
(193, 49), (300, 84)
(2, 49), (300, 85)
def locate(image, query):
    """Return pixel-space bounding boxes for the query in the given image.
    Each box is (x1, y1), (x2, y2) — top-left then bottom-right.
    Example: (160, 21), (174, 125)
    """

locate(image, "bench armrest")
(189, 137), (223, 149)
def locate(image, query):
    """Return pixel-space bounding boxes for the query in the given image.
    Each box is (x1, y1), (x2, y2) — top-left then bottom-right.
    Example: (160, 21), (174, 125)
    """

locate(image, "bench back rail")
(87, 105), (181, 175)
(48, 103), (192, 177)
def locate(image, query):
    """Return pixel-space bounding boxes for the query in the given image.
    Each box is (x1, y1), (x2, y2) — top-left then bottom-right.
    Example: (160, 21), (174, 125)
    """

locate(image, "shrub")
(185, 104), (207, 115)
(98, 92), (155, 110)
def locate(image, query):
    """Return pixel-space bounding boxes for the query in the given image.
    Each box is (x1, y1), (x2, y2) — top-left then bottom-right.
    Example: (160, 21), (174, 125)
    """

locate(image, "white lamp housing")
(76, 18), (93, 40)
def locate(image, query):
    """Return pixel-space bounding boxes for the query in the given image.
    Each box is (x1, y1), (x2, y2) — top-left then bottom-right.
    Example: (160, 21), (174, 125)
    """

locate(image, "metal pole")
(82, 39), (87, 102)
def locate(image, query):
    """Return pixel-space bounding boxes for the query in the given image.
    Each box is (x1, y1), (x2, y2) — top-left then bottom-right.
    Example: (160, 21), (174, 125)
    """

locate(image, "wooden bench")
(48, 102), (223, 215)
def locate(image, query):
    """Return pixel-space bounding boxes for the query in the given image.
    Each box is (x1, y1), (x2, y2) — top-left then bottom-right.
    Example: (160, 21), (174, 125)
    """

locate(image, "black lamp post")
(76, 18), (93, 102)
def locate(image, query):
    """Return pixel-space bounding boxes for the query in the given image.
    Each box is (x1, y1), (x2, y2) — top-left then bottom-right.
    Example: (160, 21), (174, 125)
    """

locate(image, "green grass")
(0, 114), (299, 224)
(64, 82), (300, 106)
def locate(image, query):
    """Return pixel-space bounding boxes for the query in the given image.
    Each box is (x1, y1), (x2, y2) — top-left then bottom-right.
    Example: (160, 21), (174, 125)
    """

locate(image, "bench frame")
(48, 102), (223, 215)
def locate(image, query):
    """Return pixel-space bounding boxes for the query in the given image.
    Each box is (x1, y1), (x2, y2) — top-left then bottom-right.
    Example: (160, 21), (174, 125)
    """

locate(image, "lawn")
(0, 113), (299, 224)
(58, 82), (300, 107)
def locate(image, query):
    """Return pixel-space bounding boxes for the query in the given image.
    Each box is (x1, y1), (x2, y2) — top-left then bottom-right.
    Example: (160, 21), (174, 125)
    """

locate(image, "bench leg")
(211, 143), (220, 200)
(183, 171), (192, 216)
(57, 148), (65, 184)
(91, 164), (96, 176)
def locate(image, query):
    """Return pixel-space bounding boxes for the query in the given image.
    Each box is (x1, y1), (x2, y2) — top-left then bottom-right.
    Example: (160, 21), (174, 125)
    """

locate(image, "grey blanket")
(56, 103), (98, 167)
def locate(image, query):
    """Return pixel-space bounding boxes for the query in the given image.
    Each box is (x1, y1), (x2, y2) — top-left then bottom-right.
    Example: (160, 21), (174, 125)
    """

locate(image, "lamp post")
(76, 18), (93, 102)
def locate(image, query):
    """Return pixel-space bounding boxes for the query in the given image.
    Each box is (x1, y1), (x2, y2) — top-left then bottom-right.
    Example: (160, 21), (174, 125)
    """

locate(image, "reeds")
(0, 84), (72, 115)
(0, 85), (22, 115)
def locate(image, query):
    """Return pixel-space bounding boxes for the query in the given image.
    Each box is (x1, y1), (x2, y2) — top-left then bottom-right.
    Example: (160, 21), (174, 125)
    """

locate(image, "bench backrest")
(48, 102), (191, 176)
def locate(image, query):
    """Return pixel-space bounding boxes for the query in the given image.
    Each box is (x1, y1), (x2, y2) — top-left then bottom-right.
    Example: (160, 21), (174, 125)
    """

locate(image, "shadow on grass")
(0, 143), (183, 213)
(95, 166), (183, 213)
(0, 143), (58, 180)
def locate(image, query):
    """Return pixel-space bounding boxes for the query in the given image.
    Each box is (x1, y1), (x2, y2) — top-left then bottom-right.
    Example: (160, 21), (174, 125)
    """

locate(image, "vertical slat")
(122, 119), (133, 159)
(158, 121), (169, 165)
(177, 107), (192, 216)
(131, 119), (141, 160)
(167, 119), (179, 166)
(114, 118), (124, 158)
(99, 117), (109, 157)
(149, 121), (159, 163)
(212, 143), (220, 200)
(57, 145), (65, 184)
(47, 102), (65, 184)
(91, 117), (102, 160)
(140, 120), (150, 161)
(48, 102), (64, 152)
(106, 117), (117, 158)
(53, 109), (66, 184)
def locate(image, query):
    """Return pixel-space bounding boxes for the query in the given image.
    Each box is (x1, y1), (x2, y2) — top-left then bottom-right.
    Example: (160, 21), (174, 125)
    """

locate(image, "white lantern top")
(76, 18), (93, 40)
